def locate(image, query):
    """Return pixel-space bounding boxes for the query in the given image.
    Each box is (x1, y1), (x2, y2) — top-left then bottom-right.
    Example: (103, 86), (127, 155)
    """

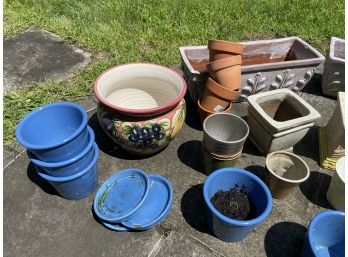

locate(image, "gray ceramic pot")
(202, 144), (241, 175)
(203, 113), (249, 156)
(265, 151), (310, 199)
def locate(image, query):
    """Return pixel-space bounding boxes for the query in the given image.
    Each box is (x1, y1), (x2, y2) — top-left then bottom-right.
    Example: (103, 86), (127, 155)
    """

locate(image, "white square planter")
(321, 37), (345, 97)
(246, 89), (321, 154)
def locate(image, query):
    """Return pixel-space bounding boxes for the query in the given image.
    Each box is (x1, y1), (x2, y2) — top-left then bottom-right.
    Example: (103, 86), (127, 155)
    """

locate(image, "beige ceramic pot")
(207, 56), (242, 91)
(94, 63), (187, 155)
(200, 78), (239, 112)
(265, 151), (310, 199)
(197, 97), (232, 124)
(208, 39), (245, 62)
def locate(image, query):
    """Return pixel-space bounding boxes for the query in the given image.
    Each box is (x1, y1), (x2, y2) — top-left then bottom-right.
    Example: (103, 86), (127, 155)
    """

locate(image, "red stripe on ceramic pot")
(94, 63), (187, 117)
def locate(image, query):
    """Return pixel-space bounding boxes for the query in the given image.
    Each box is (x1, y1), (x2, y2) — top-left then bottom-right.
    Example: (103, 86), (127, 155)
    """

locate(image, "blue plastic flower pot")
(35, 143), (99, 200)
(301, 210), (345, 257)
(16, 102), (88, 162)
(28, 126), (95, 177)
(203, 168), (272, 242)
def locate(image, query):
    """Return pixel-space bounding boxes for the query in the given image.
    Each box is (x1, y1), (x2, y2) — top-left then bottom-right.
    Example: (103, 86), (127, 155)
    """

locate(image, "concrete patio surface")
(4, 72), (338, 256)
(3, 28), (91, 94)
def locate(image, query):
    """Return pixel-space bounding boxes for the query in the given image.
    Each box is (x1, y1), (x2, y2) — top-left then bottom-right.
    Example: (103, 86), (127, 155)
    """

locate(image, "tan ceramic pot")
(208, 39), (245, 62)
(207, 55), (242, 91)
(197, 97), (232, 124)
(200, 78), (239, 112)
(265, 151), (310, 199)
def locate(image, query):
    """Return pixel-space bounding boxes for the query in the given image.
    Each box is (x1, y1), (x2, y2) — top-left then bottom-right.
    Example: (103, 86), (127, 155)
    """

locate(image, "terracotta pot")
(197, 97), (232, 124)
(208, 40), (245, 62)
(208, 56), (242, 91)
(265, 151), (310, 199)
(200, 78), (239, 112)
(180, 37), (325, 103)
(94, 63), (187, 155)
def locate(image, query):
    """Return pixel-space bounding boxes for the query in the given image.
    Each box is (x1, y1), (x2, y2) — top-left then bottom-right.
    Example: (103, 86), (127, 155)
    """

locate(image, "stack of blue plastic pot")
(93, 168), (173, 231)
(16, 102), (99, 200)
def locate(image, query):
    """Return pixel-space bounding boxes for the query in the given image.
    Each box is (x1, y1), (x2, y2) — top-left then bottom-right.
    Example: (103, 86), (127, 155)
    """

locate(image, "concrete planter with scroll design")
(180, 37), (325, 103)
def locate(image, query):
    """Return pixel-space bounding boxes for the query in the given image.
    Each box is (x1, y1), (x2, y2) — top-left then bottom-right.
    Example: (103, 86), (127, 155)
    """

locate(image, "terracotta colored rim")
(197, 97), (232, 115)
(207, 55), (242, 71)
(208, 40), (246, 54)
(265, 151), (310, 183)
(206, 77), (240, 100)
(94, 63), (187, 115)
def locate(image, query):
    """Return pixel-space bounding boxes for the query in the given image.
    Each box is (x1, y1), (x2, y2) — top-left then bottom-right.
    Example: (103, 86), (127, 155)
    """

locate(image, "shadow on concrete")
(299, 171), (334, 209)
(241, 138), (265, 157)
(293, 125), (320, 162)
(183, 93), (202, 131)
(301, 72), (336, 100)
(26, 162), (59, 196)
(244, 165), (266, 180)
(177, 140), (205, 174)
(88, 113), (159, 160)
(301, 73), (324, 97)
(180, 184), (212, 235)
(264, 221), (307, 257)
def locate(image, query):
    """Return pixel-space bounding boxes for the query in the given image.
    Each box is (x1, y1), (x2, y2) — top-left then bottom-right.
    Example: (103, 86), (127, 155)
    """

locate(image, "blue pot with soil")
(203, 168), (272, 242)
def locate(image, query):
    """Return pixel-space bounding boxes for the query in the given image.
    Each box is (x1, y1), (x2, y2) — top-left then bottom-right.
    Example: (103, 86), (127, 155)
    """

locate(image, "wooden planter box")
(179, 37), (325, 103)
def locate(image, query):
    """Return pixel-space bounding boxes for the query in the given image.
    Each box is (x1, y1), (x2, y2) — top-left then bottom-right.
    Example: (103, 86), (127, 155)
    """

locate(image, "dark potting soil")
(210, 188), (254, 220)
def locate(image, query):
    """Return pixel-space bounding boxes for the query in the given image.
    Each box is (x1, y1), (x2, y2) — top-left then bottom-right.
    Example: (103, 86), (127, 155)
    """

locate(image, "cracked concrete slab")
(4, 28), (91, 93)
(154, 231), (224, 257)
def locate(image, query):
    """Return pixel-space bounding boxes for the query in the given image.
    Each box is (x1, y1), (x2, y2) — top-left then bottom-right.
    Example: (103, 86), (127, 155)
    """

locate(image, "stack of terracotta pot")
(197, 40), (245, 123)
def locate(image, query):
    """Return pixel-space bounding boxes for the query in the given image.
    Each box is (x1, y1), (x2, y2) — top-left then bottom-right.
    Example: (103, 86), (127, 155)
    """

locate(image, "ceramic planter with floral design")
(94, 63), (187, 155)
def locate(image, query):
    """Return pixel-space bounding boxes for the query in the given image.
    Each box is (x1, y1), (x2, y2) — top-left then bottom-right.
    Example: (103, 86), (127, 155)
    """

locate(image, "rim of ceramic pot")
(202, 143), (242, 160)
(203, 113), (249, 144)
(208, 39), (246, 54)
(94, 63), (187, 116)
(16, 102), (88, 150)
(203, 168), (272, 226)
(198, 97), (232, 114)
(27, 126), (95, 168)
(35, 143), (99, 182)
(308, 210), (345, 254)
(208, 55), (242, 71)
(265, 151), (310, 183)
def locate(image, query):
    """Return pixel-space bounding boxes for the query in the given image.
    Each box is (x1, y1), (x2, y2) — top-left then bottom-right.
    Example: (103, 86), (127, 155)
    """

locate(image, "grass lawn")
(4, 0), (345, 144)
